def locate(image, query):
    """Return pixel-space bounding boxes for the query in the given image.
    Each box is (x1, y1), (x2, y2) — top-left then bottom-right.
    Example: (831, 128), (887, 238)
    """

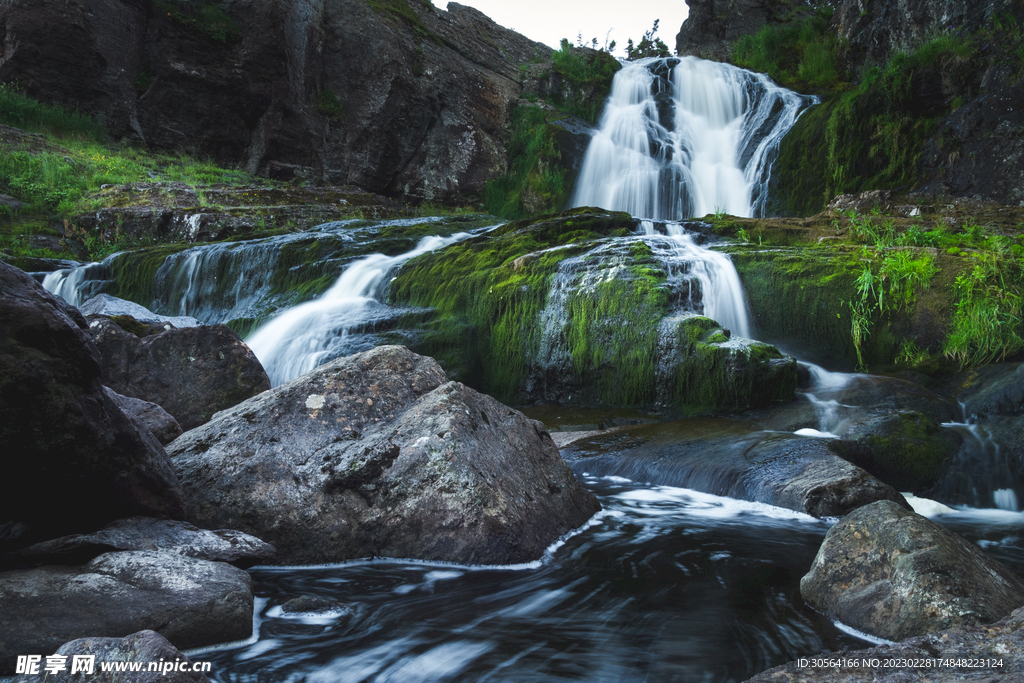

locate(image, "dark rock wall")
(0, 0), (551, 204)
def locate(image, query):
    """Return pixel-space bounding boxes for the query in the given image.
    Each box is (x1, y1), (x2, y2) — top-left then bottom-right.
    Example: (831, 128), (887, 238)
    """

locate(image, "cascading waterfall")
(641, 221), (750, 337)
(247, 233), (474, 386)
(572, 56), (817, 220)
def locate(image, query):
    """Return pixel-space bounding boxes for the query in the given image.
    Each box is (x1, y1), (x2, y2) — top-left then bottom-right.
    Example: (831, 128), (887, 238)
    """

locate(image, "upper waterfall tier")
(571, 57), (817, 220)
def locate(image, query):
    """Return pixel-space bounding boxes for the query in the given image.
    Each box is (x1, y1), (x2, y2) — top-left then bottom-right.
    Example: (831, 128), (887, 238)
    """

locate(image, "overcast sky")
(438, 0), (691, 55)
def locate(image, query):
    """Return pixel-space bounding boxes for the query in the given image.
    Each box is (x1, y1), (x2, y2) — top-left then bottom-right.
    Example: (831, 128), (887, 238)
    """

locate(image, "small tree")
(625, 19), (672, 60)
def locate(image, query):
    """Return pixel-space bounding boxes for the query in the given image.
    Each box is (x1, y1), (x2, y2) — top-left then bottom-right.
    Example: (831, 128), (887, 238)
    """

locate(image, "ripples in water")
(195, 477), (868, 682)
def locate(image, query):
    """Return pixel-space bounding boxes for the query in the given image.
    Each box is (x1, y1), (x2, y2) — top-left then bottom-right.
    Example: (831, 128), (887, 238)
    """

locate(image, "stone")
(0, 261), (184, 554)
(2, 517), (274, 570)
(169, 345), (601, 566)
(828, 411), (962, 493)
(281, 596), (347, 615)
(0, 551), (253, 674)
(561, 420), (909, 518)
(12, 629), (211, 683)
(80, 294), (200, 328)
(800, 499), (1024, 641)
(85, 316), (270, 431)
(106, 388), (183, 446)
(955, 362), (1024, 420)
(745, 605), (1024, 683)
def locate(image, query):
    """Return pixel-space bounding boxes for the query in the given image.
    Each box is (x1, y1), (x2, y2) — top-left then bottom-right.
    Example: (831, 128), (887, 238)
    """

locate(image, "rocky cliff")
(0, 0), (551, 204)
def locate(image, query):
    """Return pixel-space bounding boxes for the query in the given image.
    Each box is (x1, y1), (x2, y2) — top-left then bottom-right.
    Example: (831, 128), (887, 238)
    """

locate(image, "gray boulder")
(801, 499), (1024, 641)
(106, 388), (183, 445)
(0, 261), (184, 554)
(80, 294), (200, 328)
(2, 517), (274, 570)
(12, 629), (210, 683)
(0, 551), (253, 674)
(86, 316), (270, 431)
(169, 345), (601, 565)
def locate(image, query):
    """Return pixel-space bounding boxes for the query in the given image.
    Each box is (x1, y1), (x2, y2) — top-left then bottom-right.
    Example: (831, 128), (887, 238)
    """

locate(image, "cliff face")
(0, 0), (551, 203)
(674, 0), (791, 62)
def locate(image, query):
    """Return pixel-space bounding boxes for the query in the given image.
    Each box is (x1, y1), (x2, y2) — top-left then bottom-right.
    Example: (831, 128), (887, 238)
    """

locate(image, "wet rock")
(12, 629), (211, 683)
(86, 316), (270, 431)
(106, 388), (183, 446)
(800, 499), (1024, 641)
(169, 345), (600, 566)
(955, 362), (1024, 420)
(80, 294), (200, 328)
(0, 551), (253, 673)
(829, 411), (962, 493)
(2, 517), (274, 570)
(746, 605), (1024, 682)
(0, 261), (185, 553)
(562, 420), (908, 518)
(656, 315), (798, 414)
(825, 190), (894, 215)
(281, 596), (346, 615)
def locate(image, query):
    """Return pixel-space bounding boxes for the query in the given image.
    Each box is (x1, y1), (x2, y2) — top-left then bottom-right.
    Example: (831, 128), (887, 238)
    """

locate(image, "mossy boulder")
(657, 315), (798, 415)
(829, 411), (961, 493)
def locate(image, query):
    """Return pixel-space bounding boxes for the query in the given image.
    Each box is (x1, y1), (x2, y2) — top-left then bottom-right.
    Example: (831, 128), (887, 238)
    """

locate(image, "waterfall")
(248, 233), (474, 386)
(641, 221), (750, 337)
(572, 56), (816, 219)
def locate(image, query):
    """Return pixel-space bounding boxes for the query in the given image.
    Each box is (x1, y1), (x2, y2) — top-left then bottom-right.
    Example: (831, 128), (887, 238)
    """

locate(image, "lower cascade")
(572, 56), (817, 219)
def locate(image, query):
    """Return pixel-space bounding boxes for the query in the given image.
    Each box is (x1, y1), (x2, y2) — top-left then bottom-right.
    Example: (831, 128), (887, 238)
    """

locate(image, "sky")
(437, 0), (690, 55)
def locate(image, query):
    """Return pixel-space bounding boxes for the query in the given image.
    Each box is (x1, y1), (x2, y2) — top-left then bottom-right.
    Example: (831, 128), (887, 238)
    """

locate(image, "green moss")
(772, 35), (980, 215)
(732, 8), (840, 91)
(109, 315), (149, 337)
(550, 42), (622, 123)
(831, 412), (959, 491)
(388, 208), (636, 401)
(485, 105), (575, 220)
(316, 91), (346, 121)
(109, 243), (192, 307)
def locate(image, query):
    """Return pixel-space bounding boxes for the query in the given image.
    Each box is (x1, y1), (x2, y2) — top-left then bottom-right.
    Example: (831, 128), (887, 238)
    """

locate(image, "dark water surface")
(196, 476), (869, 683)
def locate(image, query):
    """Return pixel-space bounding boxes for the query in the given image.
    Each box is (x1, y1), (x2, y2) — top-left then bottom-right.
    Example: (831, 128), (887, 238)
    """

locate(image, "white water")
(248, 233), (472, 386)
(572, 56), (816, 219)
(641, 221), (751, 337)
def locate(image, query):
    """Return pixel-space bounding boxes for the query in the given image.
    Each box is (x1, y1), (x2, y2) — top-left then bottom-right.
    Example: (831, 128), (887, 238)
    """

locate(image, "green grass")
(0, 85), (249, 260)
(549, 41), (621, 123)
(732, 9), (839, 90)
(771, 33), (979, 215)
(484, 105), (571, 219)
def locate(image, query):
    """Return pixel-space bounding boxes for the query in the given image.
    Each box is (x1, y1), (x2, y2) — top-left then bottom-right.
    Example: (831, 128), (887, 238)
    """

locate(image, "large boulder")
(86, 316), (270, 431)
(80, 294), (200, 328)
(0, 551), (253, 674)
(13, 630), (211, 683)
(1, 517), (274, 570)
(801, 499), (1024, 641)
(168, 345), (601, 565)
(0, 261), (184, 553)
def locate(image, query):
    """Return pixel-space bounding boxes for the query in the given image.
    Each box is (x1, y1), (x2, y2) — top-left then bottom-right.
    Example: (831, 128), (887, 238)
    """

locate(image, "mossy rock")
(658, 315), (798, 415)
(829, 411), (961, 492)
